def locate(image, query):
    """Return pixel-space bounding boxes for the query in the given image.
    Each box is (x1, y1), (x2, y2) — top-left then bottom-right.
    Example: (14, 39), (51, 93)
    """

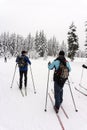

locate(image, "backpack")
(17, 56), (27, 67)
(57, 62), (69, 79)
(54, 60), (69, 85)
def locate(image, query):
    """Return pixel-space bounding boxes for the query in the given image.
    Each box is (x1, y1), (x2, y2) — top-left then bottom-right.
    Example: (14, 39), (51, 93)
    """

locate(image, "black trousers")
(19, 70), (27, 89)
(54, 81), (63, 109)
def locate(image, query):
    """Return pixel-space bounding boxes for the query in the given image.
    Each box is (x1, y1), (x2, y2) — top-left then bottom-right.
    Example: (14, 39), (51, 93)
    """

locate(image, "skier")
(16, 50), (31, 91)
(48, 50), (71, 113)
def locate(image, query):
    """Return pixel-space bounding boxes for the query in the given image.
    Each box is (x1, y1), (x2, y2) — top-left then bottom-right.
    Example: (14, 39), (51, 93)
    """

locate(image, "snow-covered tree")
(35, 31), (39, 53)
(25, 33), (33, 51)
(9, 33), (17, 56)
(35, 31), (47, 57)
(14, 35), (24, 56)
(48, 37), (59, 56)
(0, 32), (10, 57)
(67, 22), (79, 60)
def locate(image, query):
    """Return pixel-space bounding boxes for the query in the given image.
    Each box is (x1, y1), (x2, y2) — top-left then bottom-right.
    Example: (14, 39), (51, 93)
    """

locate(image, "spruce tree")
(67, 22), (79, 60)
(48, 37), (59, 56)
(9, 33), (17, 56)
(35, 31), (40, 56)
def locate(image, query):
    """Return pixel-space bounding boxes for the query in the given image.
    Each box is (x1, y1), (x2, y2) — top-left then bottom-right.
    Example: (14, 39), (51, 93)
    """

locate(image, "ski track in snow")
(0, 57), (87, 130)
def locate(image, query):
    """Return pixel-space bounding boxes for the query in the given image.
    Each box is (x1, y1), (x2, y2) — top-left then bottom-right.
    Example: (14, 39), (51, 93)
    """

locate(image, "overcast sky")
(0, 0), (87, 50)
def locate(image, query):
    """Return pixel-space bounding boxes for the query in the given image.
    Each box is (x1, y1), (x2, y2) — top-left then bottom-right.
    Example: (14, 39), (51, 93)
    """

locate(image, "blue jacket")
(16, 55), (31, 71)
(48, 58), (71, 71)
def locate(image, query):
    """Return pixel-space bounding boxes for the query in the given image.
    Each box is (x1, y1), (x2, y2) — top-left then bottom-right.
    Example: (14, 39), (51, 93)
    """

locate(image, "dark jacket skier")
(16, 51), (31, 90)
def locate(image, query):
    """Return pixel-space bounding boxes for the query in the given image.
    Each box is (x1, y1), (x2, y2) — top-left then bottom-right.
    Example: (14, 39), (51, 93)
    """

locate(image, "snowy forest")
(0, 22), (86, 59)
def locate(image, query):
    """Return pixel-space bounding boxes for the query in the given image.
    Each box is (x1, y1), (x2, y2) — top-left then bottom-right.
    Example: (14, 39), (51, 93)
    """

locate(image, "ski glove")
(48, 61), (51, 65)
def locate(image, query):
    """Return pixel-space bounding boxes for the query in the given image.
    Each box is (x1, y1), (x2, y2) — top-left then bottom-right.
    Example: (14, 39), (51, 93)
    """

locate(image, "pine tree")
(38, 31), (44, 57)
(0, 35), (3, 56)
(35, 31), (40, 56)
(48, 38), (53, 56)
(0, 32), (10, 57)
(48, 37), (59, 56)
(16, 35), (24, 55)
(9, 33), (17, 56)
(40, 31), (48, 57)
(52, 36), (58, 56)
(26, 33), (32, 51)
(35, 31), (47, 57)
(67, 22), (79, 60)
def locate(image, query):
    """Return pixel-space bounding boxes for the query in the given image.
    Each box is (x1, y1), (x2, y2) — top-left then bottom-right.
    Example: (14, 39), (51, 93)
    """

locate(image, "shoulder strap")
(55, 56), (67, 66)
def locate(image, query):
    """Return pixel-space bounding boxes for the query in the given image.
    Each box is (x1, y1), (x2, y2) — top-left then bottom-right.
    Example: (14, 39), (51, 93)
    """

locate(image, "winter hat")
(59, 50), (65, 56)
(21, 50), (27, 55)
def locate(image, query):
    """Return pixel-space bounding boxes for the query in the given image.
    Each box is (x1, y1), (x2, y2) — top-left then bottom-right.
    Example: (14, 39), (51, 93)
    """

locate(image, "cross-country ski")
(49, 93), (65, 130)
(79, 84), (87, 91)
(61, 106), (69, 119)
(75, 87), (87, 96)
(17, 82), (25, 97)
(51, 89), (69, 119)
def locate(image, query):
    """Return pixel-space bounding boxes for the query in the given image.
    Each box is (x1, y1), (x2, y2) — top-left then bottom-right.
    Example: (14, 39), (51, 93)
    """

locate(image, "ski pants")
(19, 70), (27, 89)
(54, 81), (63, 109)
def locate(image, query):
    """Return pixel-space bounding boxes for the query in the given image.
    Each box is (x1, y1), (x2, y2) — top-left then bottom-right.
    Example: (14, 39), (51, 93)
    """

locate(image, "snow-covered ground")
(0, 57), (87, 130)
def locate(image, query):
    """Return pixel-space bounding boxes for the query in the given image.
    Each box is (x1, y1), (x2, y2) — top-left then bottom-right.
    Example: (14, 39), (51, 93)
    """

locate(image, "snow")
(0, 57), (87, 130)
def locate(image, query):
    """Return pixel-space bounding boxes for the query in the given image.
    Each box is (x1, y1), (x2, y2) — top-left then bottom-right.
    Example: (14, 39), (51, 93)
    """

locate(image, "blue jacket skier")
(48, 50), (71, 113)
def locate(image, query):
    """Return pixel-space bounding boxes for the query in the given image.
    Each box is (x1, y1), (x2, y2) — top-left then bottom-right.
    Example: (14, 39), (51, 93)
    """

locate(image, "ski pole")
(30, 65), (36, 94)
(10, 64), (17, 88)
(68, 79), (78, 112)
(44, 69), (50, 112)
